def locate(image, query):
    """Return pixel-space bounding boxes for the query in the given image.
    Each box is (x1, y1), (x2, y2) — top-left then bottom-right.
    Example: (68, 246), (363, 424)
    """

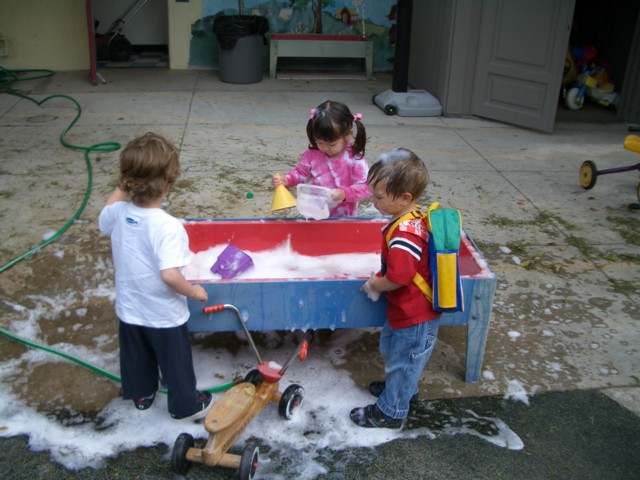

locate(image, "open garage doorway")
(556, 0), (640, 125)
(91, 0), (168, 69)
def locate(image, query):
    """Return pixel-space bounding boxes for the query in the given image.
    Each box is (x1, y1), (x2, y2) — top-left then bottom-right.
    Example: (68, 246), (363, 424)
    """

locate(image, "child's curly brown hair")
(119, 132), (181, 205)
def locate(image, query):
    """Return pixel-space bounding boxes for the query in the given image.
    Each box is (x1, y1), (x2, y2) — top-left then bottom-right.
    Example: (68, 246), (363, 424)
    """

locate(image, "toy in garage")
(563, 44), (619, 111)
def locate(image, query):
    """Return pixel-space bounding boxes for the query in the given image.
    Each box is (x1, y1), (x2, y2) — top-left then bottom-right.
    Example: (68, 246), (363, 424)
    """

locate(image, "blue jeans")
(377, 317), (440, 419)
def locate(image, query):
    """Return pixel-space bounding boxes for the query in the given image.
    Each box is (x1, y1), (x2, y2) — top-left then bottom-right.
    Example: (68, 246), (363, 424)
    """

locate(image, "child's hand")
(361, 273), (380, 302)
(359, 272), (377, 291)
(191, 285), (208, 303)
(272, 174), (287, 188)
(331, 189), (345, 202)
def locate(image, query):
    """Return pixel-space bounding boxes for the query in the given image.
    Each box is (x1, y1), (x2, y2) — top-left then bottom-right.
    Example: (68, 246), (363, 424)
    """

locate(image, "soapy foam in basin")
(186, 239), (379, 281)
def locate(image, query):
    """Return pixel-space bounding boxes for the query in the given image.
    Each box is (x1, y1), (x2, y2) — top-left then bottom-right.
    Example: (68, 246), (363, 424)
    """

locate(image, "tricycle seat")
(204, 383), (255, 434)
(624, 134), (640, 154)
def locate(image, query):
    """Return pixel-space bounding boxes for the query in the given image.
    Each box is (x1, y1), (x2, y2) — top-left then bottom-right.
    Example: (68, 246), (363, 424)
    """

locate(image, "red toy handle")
(203, 304), (225, 314)
(298, 341), (309, 361)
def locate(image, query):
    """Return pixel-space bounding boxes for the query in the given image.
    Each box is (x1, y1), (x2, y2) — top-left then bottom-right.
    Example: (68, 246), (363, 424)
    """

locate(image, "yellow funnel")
(271, 184), (297, 211)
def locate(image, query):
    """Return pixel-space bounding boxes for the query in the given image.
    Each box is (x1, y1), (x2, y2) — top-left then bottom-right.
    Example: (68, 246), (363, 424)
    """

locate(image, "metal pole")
(392, 0), (412, 93)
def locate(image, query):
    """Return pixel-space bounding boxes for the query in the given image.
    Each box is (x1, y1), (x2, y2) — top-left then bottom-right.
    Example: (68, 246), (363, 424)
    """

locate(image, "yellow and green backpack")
(385, 202), (464, 312)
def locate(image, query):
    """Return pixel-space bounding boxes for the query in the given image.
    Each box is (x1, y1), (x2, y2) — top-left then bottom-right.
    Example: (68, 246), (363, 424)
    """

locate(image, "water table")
(184, 218), (496, 383)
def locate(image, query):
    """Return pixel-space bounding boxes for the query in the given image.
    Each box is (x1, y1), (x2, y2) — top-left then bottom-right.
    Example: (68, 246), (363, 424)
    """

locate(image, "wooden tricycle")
(171, 304), (308, 479)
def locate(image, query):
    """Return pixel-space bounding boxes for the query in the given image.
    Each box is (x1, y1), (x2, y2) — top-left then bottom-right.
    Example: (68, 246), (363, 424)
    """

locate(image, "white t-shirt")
(98, 202), (191, 328)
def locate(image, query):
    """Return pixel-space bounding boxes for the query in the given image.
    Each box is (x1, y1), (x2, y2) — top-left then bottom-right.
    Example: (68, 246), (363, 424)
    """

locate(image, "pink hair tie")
(353, 113), (363, 122)
(309, 108), (317, 119)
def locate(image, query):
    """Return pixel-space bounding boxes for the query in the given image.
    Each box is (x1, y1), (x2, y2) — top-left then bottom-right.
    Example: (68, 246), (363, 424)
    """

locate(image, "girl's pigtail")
(352, 120), (367, 159)
(306, 118), (318, 150)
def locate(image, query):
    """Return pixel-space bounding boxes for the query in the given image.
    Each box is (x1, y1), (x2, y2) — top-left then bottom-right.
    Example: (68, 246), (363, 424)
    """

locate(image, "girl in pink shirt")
(272, 100), (370, 217)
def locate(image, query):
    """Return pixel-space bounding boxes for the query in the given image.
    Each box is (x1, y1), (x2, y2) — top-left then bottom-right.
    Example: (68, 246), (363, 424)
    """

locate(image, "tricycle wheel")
(278, 384), (305, 419)
(171, 433), (194, 474)
(579, 160), (598, 189)
(239, 443), (259, 480)
(566, 87), (584, 110)
(244, 369), (264, 386)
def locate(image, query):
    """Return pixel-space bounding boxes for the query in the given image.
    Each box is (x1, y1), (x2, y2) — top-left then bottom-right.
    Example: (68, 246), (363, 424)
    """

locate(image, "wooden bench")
(269, 34), (373, 80)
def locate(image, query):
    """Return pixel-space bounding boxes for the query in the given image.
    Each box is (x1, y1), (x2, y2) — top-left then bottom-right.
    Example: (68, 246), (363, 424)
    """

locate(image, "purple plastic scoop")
(210, 244), (254, 279)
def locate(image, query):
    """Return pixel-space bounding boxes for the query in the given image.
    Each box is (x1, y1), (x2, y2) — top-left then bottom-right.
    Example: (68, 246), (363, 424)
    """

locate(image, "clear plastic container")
(296, 184), (338, 220)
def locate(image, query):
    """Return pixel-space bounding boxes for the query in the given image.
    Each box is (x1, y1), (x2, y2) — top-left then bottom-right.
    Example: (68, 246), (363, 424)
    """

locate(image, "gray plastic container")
(218, 34), (264, 84)
(213, 15), (268, 84)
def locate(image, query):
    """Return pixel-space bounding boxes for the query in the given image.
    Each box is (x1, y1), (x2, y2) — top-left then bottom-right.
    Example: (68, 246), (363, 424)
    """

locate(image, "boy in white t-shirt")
(99, 132), (212, 421)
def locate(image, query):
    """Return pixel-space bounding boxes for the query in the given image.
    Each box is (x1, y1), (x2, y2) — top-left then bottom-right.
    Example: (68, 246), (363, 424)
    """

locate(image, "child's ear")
(400, 192), (413, 205)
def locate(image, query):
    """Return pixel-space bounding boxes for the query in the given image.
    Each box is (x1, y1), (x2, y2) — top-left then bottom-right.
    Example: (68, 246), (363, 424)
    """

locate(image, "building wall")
(185, 0), (397, 70)
(168, 0), (203, 69)
(408, 0), (482, 116)
(0, 0), (472, 117)
(0, 0), (88, 71)
(0, 0), (397, 73)
(9, 0), (582, 122)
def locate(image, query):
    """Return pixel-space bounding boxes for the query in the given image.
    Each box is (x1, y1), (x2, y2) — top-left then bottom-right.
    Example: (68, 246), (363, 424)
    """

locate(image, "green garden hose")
(0, 66), (119, 274)
(0, 67), (237, 394)
(0, 326), (236, 394)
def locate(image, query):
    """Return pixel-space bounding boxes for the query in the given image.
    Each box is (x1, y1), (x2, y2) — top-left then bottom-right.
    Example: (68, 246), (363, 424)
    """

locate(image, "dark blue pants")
(118, 320), (200, 418)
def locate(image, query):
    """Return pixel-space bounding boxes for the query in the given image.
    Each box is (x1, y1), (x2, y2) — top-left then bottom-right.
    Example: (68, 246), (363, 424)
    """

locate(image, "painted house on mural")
(0, 0), (638, 131)
(336, 8), (358, 26)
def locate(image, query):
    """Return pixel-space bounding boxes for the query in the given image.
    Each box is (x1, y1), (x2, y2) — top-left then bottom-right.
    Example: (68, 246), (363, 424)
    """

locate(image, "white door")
(471, 0), (575, 132)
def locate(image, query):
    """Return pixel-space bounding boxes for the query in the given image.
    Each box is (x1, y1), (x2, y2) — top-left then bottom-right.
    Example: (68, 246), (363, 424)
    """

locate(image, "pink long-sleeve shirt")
(283, 145), (370, 217)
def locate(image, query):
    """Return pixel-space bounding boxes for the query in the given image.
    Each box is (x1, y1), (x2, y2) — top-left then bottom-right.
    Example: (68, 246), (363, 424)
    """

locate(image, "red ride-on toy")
(579, 134), (640, 205)
(171, 304), (308, 480)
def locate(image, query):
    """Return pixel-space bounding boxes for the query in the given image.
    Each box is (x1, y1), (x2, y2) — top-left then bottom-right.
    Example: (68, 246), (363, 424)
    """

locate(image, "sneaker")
(350, 404), (404, 429)
(133, 392), (156, 411)
(171, 391), (213, 421)
(369, 381), (419, 406)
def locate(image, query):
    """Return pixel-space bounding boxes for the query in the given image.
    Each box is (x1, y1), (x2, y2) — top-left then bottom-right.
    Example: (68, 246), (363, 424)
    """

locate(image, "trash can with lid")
(213, 15), (269, 84)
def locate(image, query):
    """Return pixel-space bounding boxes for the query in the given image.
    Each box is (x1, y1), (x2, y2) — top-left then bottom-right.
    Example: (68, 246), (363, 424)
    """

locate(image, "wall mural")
(188, 0), (398, 71)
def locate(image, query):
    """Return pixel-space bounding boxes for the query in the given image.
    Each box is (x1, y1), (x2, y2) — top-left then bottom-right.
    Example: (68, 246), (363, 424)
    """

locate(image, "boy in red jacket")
(351, 148), (441, 429)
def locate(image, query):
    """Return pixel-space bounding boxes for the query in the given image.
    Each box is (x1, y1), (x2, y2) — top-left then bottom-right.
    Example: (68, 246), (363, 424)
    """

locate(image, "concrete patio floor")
(0, 68), (638, 478)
